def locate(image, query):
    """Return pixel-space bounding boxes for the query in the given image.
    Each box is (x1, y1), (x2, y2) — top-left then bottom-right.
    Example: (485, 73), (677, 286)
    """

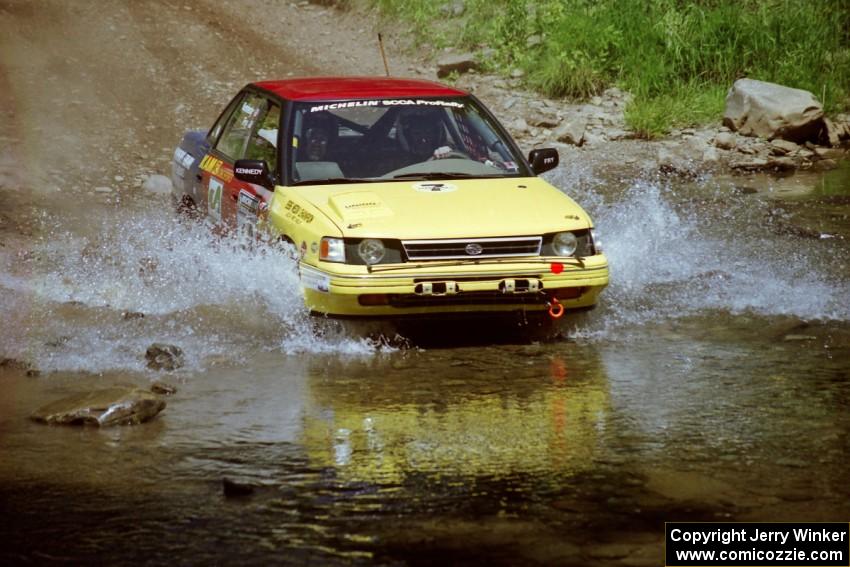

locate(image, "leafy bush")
(368, 0), (850, 136)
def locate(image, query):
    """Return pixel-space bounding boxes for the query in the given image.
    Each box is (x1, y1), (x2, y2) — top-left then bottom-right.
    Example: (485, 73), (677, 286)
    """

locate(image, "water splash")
(550, 167), (850, 337)
(0, 208), (381, 373)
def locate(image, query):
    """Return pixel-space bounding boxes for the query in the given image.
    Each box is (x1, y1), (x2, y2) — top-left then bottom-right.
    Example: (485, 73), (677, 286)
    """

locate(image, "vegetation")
(367, 0), (850, 137)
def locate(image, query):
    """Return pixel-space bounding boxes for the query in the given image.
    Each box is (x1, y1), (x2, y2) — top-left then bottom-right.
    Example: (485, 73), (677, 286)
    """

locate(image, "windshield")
(286, 96), (528, 185)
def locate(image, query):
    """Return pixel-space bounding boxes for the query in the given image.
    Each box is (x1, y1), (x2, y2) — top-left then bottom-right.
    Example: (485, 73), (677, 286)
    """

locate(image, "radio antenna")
(378, 33), (390, 77)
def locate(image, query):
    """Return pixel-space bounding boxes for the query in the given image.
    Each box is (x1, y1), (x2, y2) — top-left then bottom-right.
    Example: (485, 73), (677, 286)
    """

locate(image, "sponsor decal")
(283, 199), (314, 224)
(207, 177), (223, 221)
(173, 147), (195, 169)
(235, 167), (263, 176)
(237, 190), (259, 212)
(309, 99), (464, 113)
(412, 182), (458, 193)
(310, 241), (318, 253)
(237, 191), (263, 229)
(199, 154), (233, 183)
(300, 241), (308, 259)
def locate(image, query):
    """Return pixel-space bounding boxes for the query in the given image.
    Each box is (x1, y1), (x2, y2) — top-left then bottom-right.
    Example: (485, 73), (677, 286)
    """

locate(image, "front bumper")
(300, 255), (609, 317)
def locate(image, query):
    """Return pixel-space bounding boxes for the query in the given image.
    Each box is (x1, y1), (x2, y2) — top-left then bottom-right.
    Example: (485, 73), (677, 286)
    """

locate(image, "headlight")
(320, 237), (345, 262)
(590, 229), (602, 253)
(552, 231), (578, 256)
(357, 238), (386, 265)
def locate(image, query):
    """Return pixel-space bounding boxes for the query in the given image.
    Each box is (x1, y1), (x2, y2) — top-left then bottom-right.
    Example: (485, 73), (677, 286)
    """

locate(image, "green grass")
(365, 0), (850, 136)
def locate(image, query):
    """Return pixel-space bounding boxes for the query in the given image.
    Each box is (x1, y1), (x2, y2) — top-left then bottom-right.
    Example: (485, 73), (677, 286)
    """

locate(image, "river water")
(1, 160), (849, 565)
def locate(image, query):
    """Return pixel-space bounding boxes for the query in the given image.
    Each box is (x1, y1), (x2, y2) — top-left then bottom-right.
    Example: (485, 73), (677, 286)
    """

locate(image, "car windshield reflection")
(287, 97), (527, 185)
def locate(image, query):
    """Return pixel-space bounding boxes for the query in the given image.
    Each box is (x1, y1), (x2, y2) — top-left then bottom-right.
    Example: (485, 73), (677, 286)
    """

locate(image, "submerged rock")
(784, 334), (818, 341)
(31, 387), (166, 426)
(222, 478), (255, 498)
(1, 357), (39, 376)
(723, 79), (824, 143)
(811, 159), (839, 172)
(146, 343), (184, 371)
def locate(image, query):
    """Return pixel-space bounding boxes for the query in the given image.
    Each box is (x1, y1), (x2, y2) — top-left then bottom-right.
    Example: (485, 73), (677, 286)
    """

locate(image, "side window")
(208, 93), (243, 144)
(215, 93), (266, 160)
(244, 101), (281, 173)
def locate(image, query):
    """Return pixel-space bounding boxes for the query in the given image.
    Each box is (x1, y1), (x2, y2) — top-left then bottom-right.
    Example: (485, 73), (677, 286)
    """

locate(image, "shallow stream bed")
(1, 162), (849, 565)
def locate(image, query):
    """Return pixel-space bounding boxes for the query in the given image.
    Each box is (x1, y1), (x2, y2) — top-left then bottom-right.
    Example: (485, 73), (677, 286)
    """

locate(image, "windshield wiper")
(391, 172), (479, 180)
(291, 177), (376, 186)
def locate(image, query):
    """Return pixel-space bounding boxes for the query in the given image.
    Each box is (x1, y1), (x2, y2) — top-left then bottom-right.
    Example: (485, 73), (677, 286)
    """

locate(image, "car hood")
(291, 177), (592, 239)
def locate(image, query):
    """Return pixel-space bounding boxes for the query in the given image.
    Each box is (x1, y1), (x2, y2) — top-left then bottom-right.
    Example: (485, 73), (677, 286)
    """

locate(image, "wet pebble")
(145, 343), (184, 371)
(732, 185), (758, 195)
(150, 381), (177, 395)
(44, 336), (71, 347)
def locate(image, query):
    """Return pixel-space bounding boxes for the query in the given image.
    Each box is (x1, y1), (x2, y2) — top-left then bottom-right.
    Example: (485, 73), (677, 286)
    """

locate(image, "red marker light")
(550, 262), (564, 274)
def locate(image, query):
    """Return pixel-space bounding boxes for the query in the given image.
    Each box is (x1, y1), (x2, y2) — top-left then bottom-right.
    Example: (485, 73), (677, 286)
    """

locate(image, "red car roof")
(253, 76), (468, 101)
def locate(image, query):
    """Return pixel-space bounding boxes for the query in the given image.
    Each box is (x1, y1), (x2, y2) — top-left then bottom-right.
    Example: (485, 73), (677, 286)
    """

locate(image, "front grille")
(402, 237), (542, 261)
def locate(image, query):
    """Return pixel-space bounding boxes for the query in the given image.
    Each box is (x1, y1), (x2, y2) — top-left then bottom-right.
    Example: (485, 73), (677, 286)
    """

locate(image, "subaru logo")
(465, 243), (484, 256)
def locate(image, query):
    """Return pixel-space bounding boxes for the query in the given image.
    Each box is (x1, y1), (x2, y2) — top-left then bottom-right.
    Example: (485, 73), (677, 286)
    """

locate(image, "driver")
(302, 113), (335, 162)
(398, 109), (456, 161)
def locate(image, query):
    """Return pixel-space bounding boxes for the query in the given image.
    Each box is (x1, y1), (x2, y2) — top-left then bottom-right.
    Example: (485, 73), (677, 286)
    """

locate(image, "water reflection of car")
(300, 353), (610, 482)
(172, 77), (609, 319)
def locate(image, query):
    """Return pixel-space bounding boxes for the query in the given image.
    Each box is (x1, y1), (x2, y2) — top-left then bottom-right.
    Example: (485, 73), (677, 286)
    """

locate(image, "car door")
(200, 92), (281, 230)
(237, 99), (281, 235)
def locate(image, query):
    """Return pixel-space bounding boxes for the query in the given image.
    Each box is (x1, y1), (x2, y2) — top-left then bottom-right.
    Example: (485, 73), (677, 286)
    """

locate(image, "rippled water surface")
(2, 162), (849, 565)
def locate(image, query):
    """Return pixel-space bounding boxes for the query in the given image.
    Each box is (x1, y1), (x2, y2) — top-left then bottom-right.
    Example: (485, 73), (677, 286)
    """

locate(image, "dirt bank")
(0, 0), (846, 239)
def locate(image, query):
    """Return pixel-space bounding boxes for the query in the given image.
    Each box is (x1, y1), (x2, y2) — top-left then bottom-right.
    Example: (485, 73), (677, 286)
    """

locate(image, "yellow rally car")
(172, 77), (608, 319)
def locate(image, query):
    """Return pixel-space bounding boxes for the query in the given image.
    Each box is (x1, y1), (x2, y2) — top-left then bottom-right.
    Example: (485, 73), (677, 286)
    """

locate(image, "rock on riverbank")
(444, 67), (848, 178)
(31, 387), (166, 426)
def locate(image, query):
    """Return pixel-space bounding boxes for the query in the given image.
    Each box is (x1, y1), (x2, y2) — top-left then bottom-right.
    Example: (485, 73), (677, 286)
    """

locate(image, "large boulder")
(436, 53), (479, 78)
(723, 79), (824, 143)
(554, 118), (586, 146)
(31, 387), (166, 426)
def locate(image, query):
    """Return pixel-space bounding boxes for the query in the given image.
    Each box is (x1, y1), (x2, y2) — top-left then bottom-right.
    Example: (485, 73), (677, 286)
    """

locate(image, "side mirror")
(234, 159), (274, 188)
(528, 148), (559, 175)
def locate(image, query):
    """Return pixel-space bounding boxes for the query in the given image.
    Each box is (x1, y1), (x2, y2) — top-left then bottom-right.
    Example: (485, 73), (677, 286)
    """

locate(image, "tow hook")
(547, 297), (565, 319)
